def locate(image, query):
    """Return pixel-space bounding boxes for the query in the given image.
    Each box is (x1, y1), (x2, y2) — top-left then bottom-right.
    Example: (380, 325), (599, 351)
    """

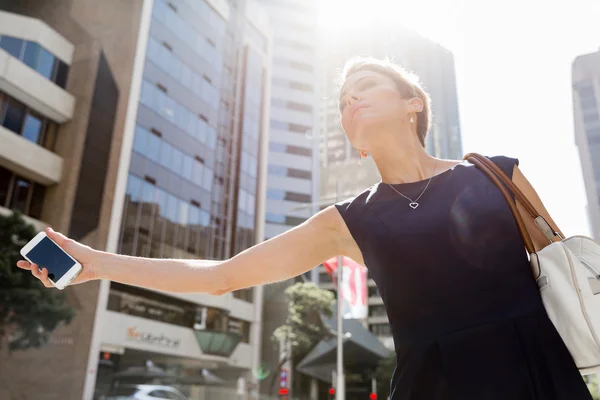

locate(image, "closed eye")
(339, 79), (377, 113)
(359, 80), (376, 90)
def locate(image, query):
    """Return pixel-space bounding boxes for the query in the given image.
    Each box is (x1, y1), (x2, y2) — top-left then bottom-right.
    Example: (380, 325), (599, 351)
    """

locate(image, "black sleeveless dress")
(335, 156), (592, 400)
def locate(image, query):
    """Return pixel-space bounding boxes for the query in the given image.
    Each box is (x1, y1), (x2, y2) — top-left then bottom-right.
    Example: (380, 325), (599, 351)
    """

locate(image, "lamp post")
(335, 182), (345, 400)
(290, 180), (349, 400)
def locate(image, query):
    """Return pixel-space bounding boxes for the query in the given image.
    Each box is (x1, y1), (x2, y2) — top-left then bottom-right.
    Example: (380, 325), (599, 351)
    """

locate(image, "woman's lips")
(351, 104), (370, 121)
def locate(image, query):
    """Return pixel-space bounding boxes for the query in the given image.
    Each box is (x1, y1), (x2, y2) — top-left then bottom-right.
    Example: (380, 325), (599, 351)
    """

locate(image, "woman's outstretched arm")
(17, 206), (357, 294)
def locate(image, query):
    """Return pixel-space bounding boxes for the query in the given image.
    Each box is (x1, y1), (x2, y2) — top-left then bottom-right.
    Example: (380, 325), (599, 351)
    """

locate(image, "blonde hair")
(339, 57), (432, 147)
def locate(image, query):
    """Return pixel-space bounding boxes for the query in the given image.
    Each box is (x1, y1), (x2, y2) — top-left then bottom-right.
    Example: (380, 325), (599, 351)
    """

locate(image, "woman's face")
(339, 70), (412, 151)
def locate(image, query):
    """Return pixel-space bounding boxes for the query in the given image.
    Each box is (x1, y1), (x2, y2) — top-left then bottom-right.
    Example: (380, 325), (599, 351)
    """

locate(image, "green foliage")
(269, 282), (335, 396)
(584, 374), (600, 400)
(0, 211), (75, 351)
(272, 282), (335, 355)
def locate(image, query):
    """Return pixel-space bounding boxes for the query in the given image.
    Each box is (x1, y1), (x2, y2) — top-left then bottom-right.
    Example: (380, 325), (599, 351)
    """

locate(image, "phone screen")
(24, 237), (76, 281)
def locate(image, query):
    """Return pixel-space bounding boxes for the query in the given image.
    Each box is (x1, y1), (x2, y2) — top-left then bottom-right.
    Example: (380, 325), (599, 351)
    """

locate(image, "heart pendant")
(409, 202), (419, 209)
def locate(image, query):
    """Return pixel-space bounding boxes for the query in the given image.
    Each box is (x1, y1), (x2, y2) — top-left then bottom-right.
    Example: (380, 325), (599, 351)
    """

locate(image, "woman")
(18, 57), (592, 399)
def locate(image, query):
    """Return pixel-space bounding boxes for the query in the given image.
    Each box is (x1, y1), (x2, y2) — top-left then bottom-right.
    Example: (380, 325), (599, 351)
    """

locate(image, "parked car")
(104, 384), (188, 400)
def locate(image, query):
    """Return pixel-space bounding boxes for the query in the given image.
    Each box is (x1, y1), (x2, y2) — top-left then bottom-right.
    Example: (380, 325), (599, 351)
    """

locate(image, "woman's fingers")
(31, 263), (41, 278)
(16, 260), (32, 270)
(29, 264), (53, 287)
(39, 267), (53, 288)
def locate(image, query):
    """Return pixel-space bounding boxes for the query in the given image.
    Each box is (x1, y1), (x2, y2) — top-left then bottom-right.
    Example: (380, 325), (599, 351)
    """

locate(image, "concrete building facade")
(0, 1), (274, 399)
(573, 49), (600, 240)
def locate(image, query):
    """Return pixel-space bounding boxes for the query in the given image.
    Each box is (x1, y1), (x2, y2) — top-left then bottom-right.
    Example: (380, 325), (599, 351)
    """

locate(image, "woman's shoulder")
(334, 184), (382, 219)
(465, 154), (520, 179)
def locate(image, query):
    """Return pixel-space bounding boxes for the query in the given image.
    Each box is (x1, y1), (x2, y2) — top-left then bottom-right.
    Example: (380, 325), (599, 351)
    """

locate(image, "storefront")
(93, 283), (254, 400)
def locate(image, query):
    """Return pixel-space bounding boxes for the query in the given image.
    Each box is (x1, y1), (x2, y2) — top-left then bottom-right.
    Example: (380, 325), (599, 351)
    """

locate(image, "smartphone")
(20, 231), (82, 290)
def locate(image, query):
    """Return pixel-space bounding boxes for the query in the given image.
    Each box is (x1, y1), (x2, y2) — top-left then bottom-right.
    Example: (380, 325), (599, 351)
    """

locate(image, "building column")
(310, 377), (319, 400)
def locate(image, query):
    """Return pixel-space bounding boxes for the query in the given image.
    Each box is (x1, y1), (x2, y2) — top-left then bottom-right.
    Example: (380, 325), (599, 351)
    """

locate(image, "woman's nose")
(346, 94), (359, 106)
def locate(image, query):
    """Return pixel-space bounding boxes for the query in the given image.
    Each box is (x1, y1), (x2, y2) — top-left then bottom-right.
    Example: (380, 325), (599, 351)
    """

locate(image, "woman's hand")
(16, 227), (102, 288)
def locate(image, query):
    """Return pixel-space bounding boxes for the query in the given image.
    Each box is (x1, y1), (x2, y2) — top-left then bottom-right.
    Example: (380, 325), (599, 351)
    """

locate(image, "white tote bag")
(466, 153), (600, 374)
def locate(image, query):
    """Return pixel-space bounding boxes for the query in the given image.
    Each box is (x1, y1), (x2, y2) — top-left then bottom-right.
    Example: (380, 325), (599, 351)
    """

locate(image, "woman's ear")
(408, 97), (424, 113)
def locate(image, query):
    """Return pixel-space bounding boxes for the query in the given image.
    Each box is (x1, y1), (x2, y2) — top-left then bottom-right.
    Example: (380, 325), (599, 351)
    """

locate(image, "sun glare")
(318, 0), (462, 51)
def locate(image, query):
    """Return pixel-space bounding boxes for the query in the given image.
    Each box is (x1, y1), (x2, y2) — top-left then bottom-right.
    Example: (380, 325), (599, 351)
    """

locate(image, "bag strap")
(466, 153), (540, 218)
(463, 153), (563, 248)
(463, 154), (536, 255)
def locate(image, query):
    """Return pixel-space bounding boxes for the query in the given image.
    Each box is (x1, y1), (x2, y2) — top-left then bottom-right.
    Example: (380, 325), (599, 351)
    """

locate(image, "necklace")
(385, 158), (440, 209)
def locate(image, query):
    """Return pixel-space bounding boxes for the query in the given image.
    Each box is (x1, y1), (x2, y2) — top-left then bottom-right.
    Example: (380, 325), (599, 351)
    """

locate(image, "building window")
(587, 127), (600, 140)
(271, 98), (312, 113)
(290, 60), (313, 72)
(233, 288), (254, 302)
(108, 283), (250, 345)
(21, 112), (44, 144)
(268, 165), (312, 180)
(2, 96), (26, 133)
(583, 110), (599, 124)
(277, 38), (314, 51)
(284, 191), (311, 203)
(108, 282), (196, 328)
(288, 123), (311, 134)
(369, 323), (392, 336)
(319, 271), (331, 284)
(0, 36), (24, 58)
(228, 317), (251, 343)
(272, 58), (313, 73)
(290, 81), (312, 92)
(271, 78), (313, 93)
(0, 166), (46, 219)
(578, 83), (597, 110)
(368, 286), (380, 298)
(0, 35), (69, 88)
(287, 168), (311, 180)
(0, 167), (12, 208)
(369, 305), (387, 317)
(11, 178), (30, 212)
(286, 144), (311, 157)
(587, 133), (600, 146)
(139, 80), (216, 149)
(266, 213), (306, 226)
(0, 92), (56, 148)
(269, 119), (312, 135)
(269, 142), (311, 157)
(266, 189), (311, 203)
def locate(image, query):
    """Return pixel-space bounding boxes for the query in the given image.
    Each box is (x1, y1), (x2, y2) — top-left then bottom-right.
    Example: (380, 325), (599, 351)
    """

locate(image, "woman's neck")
(370, 133), (438, 184)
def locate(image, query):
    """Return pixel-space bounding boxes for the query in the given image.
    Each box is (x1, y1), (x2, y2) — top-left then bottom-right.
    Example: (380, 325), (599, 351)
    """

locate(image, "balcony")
(0, 49), (74, 122)
(368, 296), (384, 305)
(367, 315), (389, 324)
(0, 124), (63, 185)
(0, 205), (47, 231)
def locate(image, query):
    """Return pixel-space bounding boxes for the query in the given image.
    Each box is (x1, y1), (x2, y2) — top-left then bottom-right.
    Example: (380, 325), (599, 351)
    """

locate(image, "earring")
(358, 156), (362, 166)
(409, 115), (414, 124)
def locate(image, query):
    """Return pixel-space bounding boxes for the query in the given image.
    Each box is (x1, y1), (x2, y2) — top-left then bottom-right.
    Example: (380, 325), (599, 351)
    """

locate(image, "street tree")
(0, 211), (75, 351)
(270, 281), (335, 394)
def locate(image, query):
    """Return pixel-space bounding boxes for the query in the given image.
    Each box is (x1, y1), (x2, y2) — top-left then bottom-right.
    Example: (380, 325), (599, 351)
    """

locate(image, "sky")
(319, 0), (600, 237)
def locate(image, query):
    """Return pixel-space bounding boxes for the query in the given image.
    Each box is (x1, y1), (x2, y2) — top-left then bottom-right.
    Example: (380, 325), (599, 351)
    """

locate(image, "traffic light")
(278, 388), (289, 396)
(369, 393), (377, 400)
(328, 387), (335, 398)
